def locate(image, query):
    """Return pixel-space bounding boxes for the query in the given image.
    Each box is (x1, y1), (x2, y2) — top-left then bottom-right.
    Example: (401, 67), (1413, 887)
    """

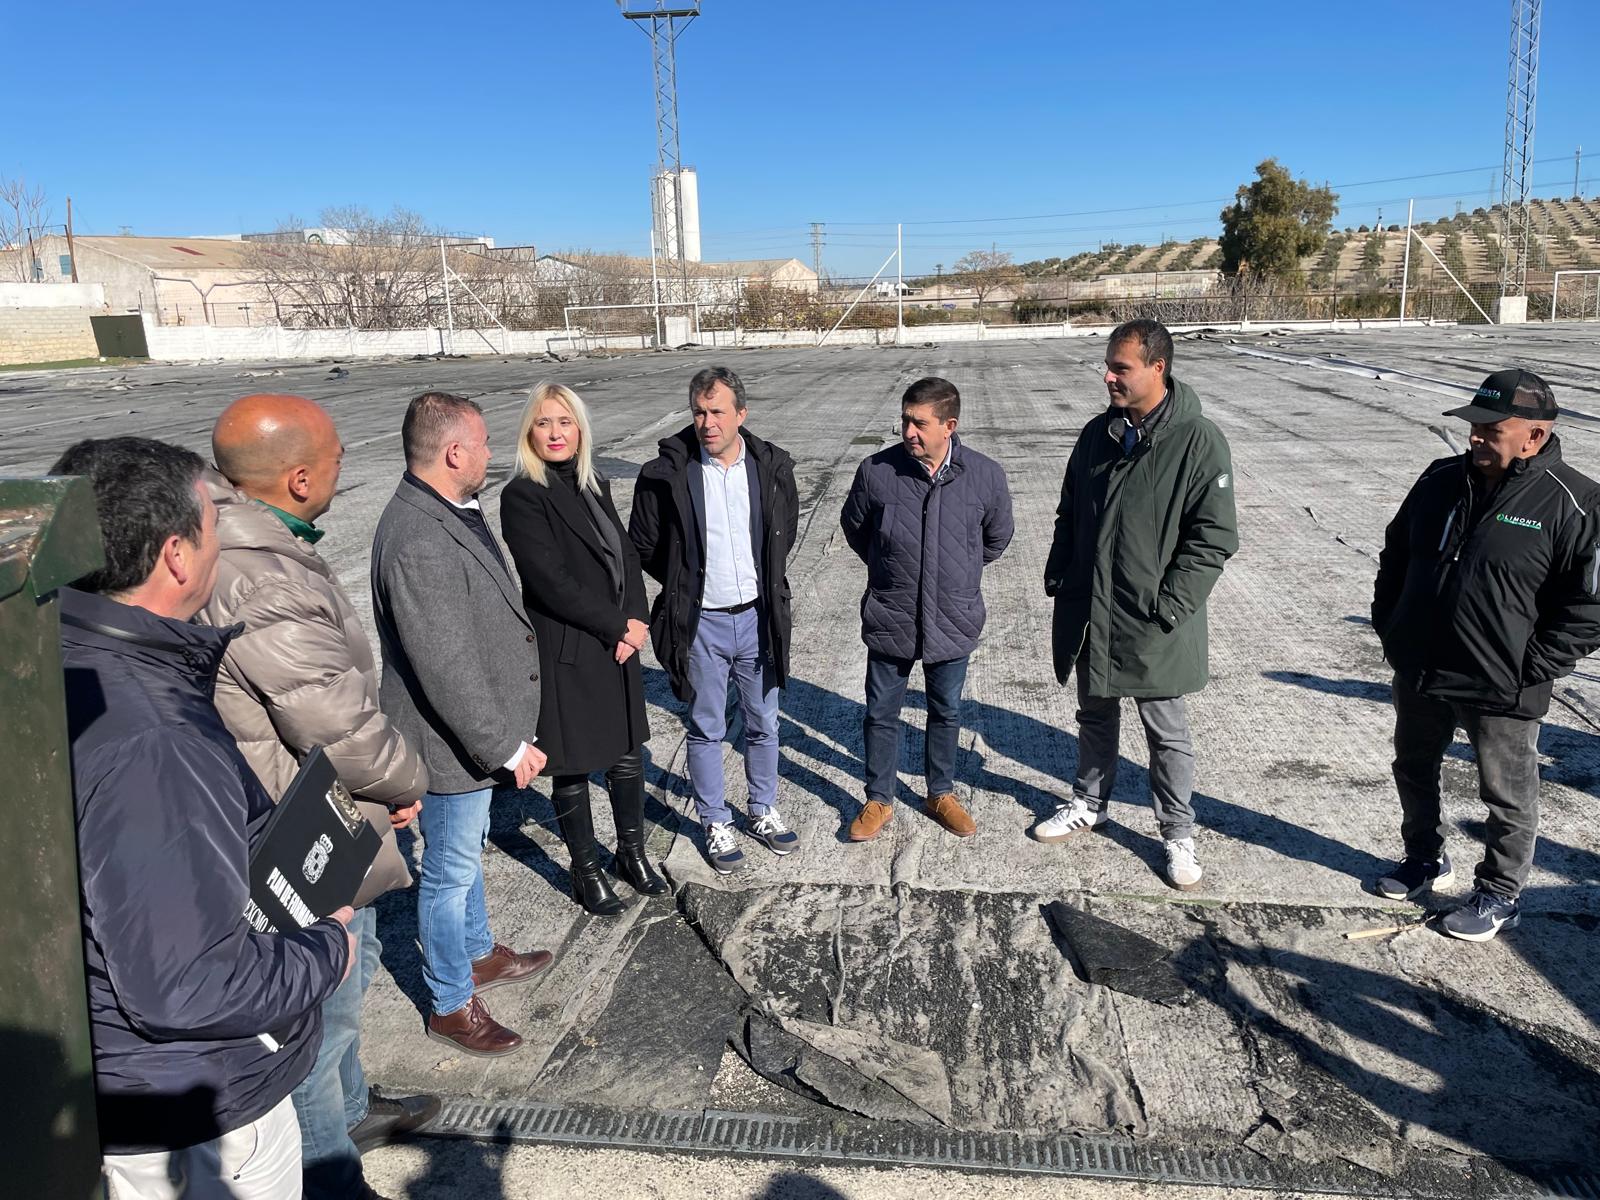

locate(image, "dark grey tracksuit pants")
(1073, 656), (1196, 841)
(1390, 673), (1542, 899)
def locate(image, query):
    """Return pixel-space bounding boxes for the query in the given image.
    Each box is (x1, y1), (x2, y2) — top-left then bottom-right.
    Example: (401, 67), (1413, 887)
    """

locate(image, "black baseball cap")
(1443, 367), (1559, 424)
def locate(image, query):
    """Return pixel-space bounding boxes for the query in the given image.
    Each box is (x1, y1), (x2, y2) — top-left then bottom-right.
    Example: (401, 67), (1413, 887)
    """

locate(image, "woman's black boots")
(551, 775), (626, 916)
(608, 752), (669, 896)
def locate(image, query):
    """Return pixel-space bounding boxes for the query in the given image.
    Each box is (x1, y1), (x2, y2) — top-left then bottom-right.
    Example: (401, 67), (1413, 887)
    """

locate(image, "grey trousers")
(1074, 658), (1196, 841)
(1390, 673), (1542, 899)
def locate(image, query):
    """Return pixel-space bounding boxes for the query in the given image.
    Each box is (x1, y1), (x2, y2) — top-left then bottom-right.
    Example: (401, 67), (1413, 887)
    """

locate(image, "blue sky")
(6, 1), (1597, 277)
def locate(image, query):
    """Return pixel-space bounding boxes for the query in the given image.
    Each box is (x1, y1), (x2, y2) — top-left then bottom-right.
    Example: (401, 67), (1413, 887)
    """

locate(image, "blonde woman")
(499, 382), (663, 915)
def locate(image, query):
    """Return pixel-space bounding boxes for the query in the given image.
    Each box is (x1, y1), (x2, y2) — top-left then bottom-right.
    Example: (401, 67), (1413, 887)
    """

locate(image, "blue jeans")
(864, 653), (970, 803)
(686, 607), (780, 827)
(292, 905), (379, 1197)
(417, 787), (495, 1016)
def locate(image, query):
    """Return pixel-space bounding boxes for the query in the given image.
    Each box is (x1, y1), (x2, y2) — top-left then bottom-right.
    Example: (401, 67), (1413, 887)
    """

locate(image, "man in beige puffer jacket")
(198, 393), (437, 1200)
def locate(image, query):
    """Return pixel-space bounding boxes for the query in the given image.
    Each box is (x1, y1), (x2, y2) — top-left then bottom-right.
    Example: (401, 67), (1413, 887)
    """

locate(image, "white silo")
(653, 167), (702, 263)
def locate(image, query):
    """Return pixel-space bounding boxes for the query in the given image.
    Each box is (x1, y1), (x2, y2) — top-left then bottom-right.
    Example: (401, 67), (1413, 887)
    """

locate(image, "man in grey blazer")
(371, 391), (553, 1057)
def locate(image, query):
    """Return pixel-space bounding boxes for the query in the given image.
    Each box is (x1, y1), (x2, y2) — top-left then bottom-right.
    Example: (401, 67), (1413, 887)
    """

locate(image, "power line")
(823, 154), (1586, 228)
(707, 175), (1597, 263)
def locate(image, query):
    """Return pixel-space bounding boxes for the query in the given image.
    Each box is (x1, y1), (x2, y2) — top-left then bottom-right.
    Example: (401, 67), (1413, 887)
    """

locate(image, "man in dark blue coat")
(52, 436), (353, 1198)
(840, 377), (1014, 841)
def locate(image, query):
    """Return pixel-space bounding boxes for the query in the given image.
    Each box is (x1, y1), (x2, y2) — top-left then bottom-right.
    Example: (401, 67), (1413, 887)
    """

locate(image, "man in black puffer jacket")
(1372, 369), (1600, 942)
(630, 367), (800, 874)
(52, 437), (352, 1198)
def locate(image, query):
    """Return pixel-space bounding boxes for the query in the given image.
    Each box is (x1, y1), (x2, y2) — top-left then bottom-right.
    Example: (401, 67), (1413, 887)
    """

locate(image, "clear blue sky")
(6, 1), (1597, 277)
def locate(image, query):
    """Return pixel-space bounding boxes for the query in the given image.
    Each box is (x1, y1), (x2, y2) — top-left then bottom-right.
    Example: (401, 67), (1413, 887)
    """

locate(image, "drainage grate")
(421, 1097), (1598, 1198)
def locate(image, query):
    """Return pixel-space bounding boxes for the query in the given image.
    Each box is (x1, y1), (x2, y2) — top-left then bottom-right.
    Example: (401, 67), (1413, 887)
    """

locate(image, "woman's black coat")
(500, 470), (649, 776)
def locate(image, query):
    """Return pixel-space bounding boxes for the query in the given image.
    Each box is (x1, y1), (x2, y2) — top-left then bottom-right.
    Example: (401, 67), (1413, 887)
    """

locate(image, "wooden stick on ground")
(1343, 919), (1429, 941)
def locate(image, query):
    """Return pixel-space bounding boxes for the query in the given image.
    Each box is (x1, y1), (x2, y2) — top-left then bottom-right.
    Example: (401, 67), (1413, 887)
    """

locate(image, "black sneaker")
(705, 821), (745, 874)
(1440, 888), (1521, 942)
(1375, 851), (1454, 900)
(349, 1089), (442, 1154)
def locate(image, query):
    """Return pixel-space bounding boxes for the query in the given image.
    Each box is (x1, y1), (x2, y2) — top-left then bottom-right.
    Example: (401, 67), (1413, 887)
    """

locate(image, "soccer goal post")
(1552, 270), (1600, 321)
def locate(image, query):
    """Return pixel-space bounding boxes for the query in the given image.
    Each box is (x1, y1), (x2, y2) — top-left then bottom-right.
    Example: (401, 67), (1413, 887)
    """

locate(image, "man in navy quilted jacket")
(840, 377), (1014, 841)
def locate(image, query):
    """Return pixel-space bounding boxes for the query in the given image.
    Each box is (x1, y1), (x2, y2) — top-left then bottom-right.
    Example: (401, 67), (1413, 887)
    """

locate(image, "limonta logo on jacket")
(1496, 513), (1543, 531)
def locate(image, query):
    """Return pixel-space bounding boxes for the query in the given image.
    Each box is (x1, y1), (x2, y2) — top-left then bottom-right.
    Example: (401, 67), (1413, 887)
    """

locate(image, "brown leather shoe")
(926, 792), (976, 838)
(848, 799), (894, 842)
(471, 943), (553, 994)
(426, 996), (523, 1058)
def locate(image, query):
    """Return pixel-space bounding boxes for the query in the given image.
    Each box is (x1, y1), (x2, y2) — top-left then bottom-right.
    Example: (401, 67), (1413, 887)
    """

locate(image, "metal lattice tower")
(1499, 0), (1541, 298)
(621, 3), (699, 301)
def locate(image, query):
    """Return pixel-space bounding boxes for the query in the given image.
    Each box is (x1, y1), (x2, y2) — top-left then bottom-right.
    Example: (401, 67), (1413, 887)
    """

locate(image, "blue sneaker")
(748, 809), (801, 856)
(704, 822), (744, 875)
(1440, 888), (1520, 942)
(1376, 851), (1454, 901)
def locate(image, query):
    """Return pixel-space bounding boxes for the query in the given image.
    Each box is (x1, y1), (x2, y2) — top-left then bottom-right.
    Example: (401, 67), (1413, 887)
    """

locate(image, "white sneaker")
(1033, 797), (1108, 843)
(1164, 837), (1203, 891)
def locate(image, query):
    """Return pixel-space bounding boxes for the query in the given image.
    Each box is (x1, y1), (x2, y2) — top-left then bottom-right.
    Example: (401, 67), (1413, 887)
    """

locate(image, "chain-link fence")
(149, 267), (1566, 335)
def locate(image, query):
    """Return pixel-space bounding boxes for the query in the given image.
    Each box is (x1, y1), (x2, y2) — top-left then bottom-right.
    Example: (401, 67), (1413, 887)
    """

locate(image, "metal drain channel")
(421, 1097), (1598, 1197)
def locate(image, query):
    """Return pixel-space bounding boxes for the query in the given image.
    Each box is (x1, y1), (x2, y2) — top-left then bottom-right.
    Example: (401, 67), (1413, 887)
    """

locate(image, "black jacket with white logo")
(1373, 435), (1600, 718)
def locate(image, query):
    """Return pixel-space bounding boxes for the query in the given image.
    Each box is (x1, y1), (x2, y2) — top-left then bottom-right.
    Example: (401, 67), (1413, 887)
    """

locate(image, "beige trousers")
(103, 1094), (301, 1200)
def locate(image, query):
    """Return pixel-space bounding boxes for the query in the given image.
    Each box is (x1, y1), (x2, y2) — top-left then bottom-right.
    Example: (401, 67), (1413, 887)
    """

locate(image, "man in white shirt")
(631, 367), (801, 873)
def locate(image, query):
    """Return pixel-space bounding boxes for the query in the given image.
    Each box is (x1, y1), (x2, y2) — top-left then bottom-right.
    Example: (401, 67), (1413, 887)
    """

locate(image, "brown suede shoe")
(926, 792), (976, 838)
(426, 996), (524, 1058)
(848, 799), (894, 842)
(471, 943), (553, 995)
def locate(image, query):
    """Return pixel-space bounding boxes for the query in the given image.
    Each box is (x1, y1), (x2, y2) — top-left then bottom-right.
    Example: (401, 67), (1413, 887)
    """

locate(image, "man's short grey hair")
(689, 366), (747, 412)
(403, 391), (483, 469)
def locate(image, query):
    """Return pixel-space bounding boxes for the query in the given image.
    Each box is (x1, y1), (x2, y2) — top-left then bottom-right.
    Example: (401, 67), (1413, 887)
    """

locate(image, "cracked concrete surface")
(7, 323), (1600, 1191)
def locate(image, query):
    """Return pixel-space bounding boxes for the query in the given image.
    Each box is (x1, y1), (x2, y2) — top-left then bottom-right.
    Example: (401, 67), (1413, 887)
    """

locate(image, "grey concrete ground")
(360, 1140), (1361, 1200)
(6, 325), (1599, 1195)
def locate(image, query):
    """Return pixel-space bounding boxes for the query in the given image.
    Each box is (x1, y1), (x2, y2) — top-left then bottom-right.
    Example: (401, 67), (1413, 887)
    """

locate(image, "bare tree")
(0, 174), (53, 282)
(953, 248), (1014, 318)
(731, 281), (823, 331)
(242, 207), (446, 328)
(534, 251), (656, 331)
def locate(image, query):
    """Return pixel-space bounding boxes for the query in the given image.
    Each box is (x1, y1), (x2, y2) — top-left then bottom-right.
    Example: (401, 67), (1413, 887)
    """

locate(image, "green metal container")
(1, 475), (106, 1198)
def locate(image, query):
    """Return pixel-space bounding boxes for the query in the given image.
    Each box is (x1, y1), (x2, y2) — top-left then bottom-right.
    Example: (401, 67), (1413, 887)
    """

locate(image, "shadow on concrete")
(1170, 913), (1600, 1177)
(375, 1136), (510, 1198)
(375, 826), (428, 1019)
(773, 673), (1397, 888)
(1262, 668), (1392, 704)
(781, 674), (1066, 822)
(754, 1173), (853, 1200)
(1457, 819), (1600, 1030)
(1194, 790), (1392, 889)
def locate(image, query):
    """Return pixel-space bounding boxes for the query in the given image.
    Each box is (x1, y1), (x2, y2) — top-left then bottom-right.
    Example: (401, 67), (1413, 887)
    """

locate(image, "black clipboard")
(244, 746), (383, 935)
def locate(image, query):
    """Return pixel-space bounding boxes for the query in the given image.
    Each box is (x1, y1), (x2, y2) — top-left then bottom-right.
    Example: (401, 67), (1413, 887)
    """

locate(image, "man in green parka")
(1040, 319), (1237, 890)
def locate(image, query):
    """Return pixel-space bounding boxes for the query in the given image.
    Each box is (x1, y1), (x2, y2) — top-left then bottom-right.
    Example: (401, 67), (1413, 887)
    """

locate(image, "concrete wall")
(21, 236), (155, 313)
(0, 306), (99, 364)
(141, 318), (570, 362)
(0, 282), (107, 309)
(1070, 270), (1219, 299)
(136, 312), (1429, 363)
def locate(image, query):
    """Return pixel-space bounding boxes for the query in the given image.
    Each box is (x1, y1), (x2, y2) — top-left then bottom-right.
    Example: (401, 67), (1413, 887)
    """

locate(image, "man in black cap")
(1372, 368), (1600, 941)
